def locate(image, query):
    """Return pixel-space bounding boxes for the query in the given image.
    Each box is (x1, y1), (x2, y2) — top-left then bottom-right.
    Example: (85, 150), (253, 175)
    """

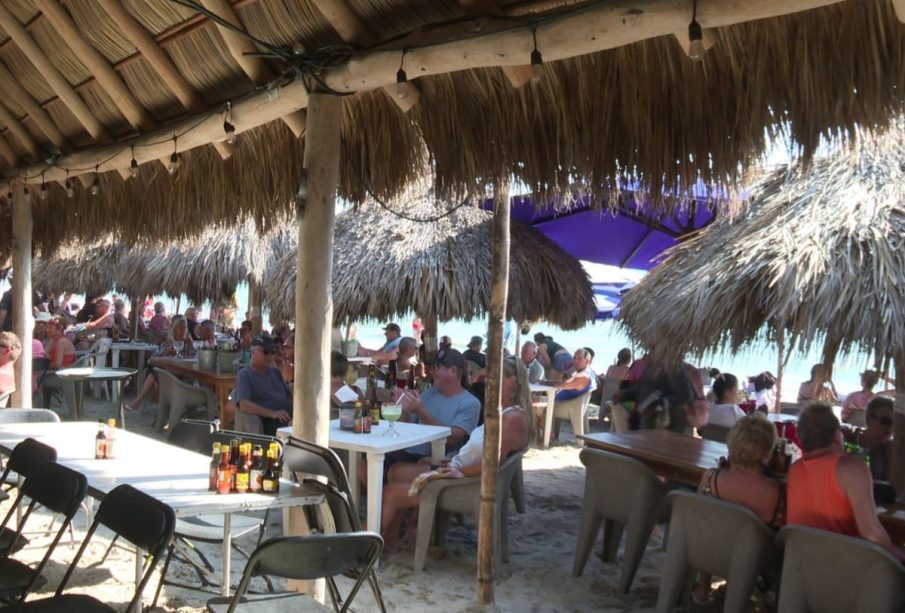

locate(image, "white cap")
(35, 312), (52, 323)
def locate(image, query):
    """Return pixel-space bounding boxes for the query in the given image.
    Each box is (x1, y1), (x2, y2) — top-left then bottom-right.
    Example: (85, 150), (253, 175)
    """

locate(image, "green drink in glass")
(382, 403), (402, 437)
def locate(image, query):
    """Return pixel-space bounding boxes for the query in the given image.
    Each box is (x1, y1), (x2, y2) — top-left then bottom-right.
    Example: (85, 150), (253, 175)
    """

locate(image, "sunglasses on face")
(872, 415), (893, 427)
(254, 346), (274, 355)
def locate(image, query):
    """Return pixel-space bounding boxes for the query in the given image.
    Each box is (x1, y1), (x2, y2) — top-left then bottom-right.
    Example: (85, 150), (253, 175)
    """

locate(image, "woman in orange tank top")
(787, 403), (903, 562)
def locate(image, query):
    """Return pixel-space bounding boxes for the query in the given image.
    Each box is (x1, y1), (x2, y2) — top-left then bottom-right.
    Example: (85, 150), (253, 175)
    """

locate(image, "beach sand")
(3, 387), (760, 612)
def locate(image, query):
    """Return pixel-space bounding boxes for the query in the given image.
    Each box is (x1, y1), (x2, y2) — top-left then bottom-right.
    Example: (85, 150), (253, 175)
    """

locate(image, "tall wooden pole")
(422, 313), (439, 358)
(248, 277), (264, 335)
(477, 183), (510, 604)
(775, 328), (784, 411)
(890, 355), (905, 495)
(11, 184), (32, 408)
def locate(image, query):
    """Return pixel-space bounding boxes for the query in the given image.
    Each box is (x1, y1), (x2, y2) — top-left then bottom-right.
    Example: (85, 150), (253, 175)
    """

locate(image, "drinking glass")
(382, 403), (402, 437)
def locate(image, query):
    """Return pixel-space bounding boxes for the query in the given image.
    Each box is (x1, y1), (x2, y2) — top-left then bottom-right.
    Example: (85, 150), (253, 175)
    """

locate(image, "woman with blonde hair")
(693, 415), (784, 603)
(125, 315), (193, 412)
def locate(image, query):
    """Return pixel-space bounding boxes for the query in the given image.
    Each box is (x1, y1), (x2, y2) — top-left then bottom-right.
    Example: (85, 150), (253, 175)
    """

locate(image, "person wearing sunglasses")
(233, 335), (292, 435)
(845, 396), (895, 482)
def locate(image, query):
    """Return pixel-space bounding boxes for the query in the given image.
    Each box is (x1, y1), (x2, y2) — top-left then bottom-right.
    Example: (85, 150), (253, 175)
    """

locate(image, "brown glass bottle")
(208, 442), (221, 491)
(235, 444), (250, 493)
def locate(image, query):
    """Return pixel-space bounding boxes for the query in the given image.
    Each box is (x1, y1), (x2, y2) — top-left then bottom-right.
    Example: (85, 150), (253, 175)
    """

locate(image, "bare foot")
(123, 402), (138, 412)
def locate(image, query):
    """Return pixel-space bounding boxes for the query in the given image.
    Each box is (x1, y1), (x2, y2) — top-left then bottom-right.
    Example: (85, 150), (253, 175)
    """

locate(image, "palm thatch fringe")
(618, 120), (905, 365)
(265, 179), (595, 329)
(32, 241), (123, 298)
(2, 2), (905, 256)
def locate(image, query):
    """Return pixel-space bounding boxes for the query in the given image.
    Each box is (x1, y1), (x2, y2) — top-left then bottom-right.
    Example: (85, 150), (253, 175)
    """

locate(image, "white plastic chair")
(154, 368), (216, 431)
(552, 391), (593, 443)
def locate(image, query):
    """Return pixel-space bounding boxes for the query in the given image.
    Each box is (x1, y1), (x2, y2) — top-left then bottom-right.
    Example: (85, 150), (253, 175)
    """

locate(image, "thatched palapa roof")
(265, 182), (596, 328)
(32, 241), (123, 297)
(618, 121), (905, 365)
(1, 1), (905, 253)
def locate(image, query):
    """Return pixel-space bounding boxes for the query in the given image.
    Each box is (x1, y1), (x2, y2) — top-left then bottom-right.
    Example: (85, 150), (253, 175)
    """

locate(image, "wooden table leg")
(217, 386), (232, 428)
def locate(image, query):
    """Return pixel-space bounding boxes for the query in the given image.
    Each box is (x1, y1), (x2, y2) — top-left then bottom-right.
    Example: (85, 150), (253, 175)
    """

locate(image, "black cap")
(468, 335), (483, 347)
(383, 323), (401, 333)
(429, 348), (466, 370)
(251, 335), (276, 351)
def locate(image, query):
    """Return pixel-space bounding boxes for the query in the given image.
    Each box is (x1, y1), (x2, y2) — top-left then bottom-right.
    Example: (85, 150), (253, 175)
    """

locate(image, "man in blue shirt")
(234, 335), (292, 435)
(358, 322), (403, 365)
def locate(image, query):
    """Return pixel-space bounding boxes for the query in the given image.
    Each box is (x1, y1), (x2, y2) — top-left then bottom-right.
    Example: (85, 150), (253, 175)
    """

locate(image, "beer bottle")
(354, 400), (364, 433)
(105, 418), (117, 459)
(386, 359), (398, 391)
(235, 445), (250, 493)
(362, 406), (372, 433)
(217, 445), (232, 494)
(208, 443), (221, 491)
(262, 450), (279, 493)
(229, 439), (241, 492)
(94, 420), (106, 460)
(249, 445), (264, 493)
(408, 368), (418, 391)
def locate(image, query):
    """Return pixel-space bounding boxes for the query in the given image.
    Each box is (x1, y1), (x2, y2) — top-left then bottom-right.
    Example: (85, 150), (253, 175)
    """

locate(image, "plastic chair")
(0, 462), (87, 604)
(572, 448), (668, 593)
(154, 368), (216, 431)
(780, 402), (802, 416)
(30, 358), (51, 406)
(281, 436), (387, 611)
(414, 449), (526, 573)
(152, 429), (279, 605)
(776, 525), (905, 612)
(0, 389), (11, 409)
(551, 391), (593, 443)
(599, 377), (622, 404)
(0, 409), (61, 425)
(4, 484), (175, 612)
(0, 438), (58, 555)
(698, 424), (731, 443)
(655, 491), (777, 612)
(168, 418), (220, 454)
(206, 532), (384, 613)
(844, 409), (867, 427)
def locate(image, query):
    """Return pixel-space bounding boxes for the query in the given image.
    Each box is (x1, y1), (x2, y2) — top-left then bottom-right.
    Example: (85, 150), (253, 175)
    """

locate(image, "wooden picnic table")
(151, 357), (236, 427)
(579, 429), (905, 549)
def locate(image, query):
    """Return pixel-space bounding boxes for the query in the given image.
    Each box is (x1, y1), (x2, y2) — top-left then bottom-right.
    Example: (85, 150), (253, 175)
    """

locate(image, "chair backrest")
(283, 436), (358, 532)
(465, 360), (482, 382)
(210, 429), (281, 454)
(780, 401), (802, 416)
(496, 448), (527, 502)
(0, 389), (12, 408)
(0, 408), (61, 424)
(599, 377), (622, 404)
(1, 437), (57, 482)
(56, 484), (176, 611)
(666, 490), (775, 577)
(1, 462), (88, 600)
(32, 357), (51, 385)
(578, 448), (666, 520)
(698, 423), (731, 443)
(777, 525), (905, 612)
(168, 419), (219, 454)
(229, 533), (383, 613)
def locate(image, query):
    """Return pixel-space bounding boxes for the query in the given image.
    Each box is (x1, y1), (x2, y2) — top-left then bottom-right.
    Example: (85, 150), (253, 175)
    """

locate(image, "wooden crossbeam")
(16, 0), (845, 183)
(96, 0), (235, 160)
(34, 0), (154, 133)
(199, 0), (308, 137)
(458, 0), (537, 88)
(309, 0), (420, 109)
(0, 139), (17, 167)
(0, 101), (39, 159)
(0, 4), (108, 141)
(0, 61), (67, 151)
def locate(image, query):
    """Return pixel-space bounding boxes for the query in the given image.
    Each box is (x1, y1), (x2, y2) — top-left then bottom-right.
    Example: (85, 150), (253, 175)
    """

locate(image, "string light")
(65, 170), (74, 198)
(168, 136), (181, 174)
(90, 165), (100, 196)
(223, 102), (236, 145)
(687, 0), (706, 61)
(395, 50), (409, 99)
(23, 186), (30, 203)
(130, 144), (139, 178)
(530, 27), (543, 83)
(39, 172), (48, 200)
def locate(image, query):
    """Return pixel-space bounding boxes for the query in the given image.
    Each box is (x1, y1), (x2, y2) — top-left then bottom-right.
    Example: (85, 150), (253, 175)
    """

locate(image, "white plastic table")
(56, 367), (137, 420)
(110, 342), (158, 401)
(0, 422), (321, 602)
(531, 382), (558, 447)
(279, 419), (450, 533)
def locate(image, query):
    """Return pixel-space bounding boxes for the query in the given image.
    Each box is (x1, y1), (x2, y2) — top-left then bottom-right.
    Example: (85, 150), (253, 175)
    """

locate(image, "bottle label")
(235, 473), (249, 493)
(370, 407), (380, 426)
(95, 439), (106, 459)
(262, 477), (277, 493)
(105, 439), (116, 459)
(217, 468), (231, 494)
(249, 469), (263, 492)
(209, 467), (219, 491)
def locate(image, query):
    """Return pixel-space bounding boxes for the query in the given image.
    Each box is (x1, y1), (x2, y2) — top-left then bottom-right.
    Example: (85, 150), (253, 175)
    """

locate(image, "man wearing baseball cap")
(233, 335), (292, 435)
(463, 335), (487, 369)
(357, 322), (403, 365)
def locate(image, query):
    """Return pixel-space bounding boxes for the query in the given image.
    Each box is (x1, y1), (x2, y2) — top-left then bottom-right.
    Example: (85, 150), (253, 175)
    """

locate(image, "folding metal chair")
(3, 484), (175, 612)
(0, 438), (58, 555)
(0, 462), (87, 604)
(206, 533), (384, 613)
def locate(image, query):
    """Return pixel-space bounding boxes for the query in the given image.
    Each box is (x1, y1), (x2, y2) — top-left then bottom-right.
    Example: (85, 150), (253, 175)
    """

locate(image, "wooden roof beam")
(34, 0), (155, 134)
(95, 0), (235, 160)
(199, 0), (308, 137)
(17, 0), (845, 184)
(309, 0), (420, 110)
(0, 102), (39, 159)
(0, 139), (17, 167)
(0, 62), (67, 152)
(0, 4), (108, 141)
(458, 0), (537, 88)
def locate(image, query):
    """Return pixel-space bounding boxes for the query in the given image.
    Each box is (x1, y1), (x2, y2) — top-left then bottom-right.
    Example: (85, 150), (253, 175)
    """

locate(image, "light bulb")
(395, 68), (409, 99)
(168, 152), (181, 174)
(65, 180), (74, 198)
(223, 121), (237, 145)
(39, 184), (48, 200)
(90, 178), (99, 196)
(23, 187), (30, 203)
(530, 48), (543, 83)
(688, 20), (706, 61)
(130, 158), (139, 177)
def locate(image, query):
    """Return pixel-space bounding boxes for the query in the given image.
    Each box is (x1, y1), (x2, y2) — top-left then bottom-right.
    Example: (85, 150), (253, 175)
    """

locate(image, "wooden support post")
(477, 183), (510, 604)
(775, 329), (784, 410)
(421, 313), (439, 359)
(890, 354), (905, 495)
(129, 297), (141, 340)
(248, 277), (264, 335)
(11, 185), (32, 408)
(288, 92), (341, 600)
